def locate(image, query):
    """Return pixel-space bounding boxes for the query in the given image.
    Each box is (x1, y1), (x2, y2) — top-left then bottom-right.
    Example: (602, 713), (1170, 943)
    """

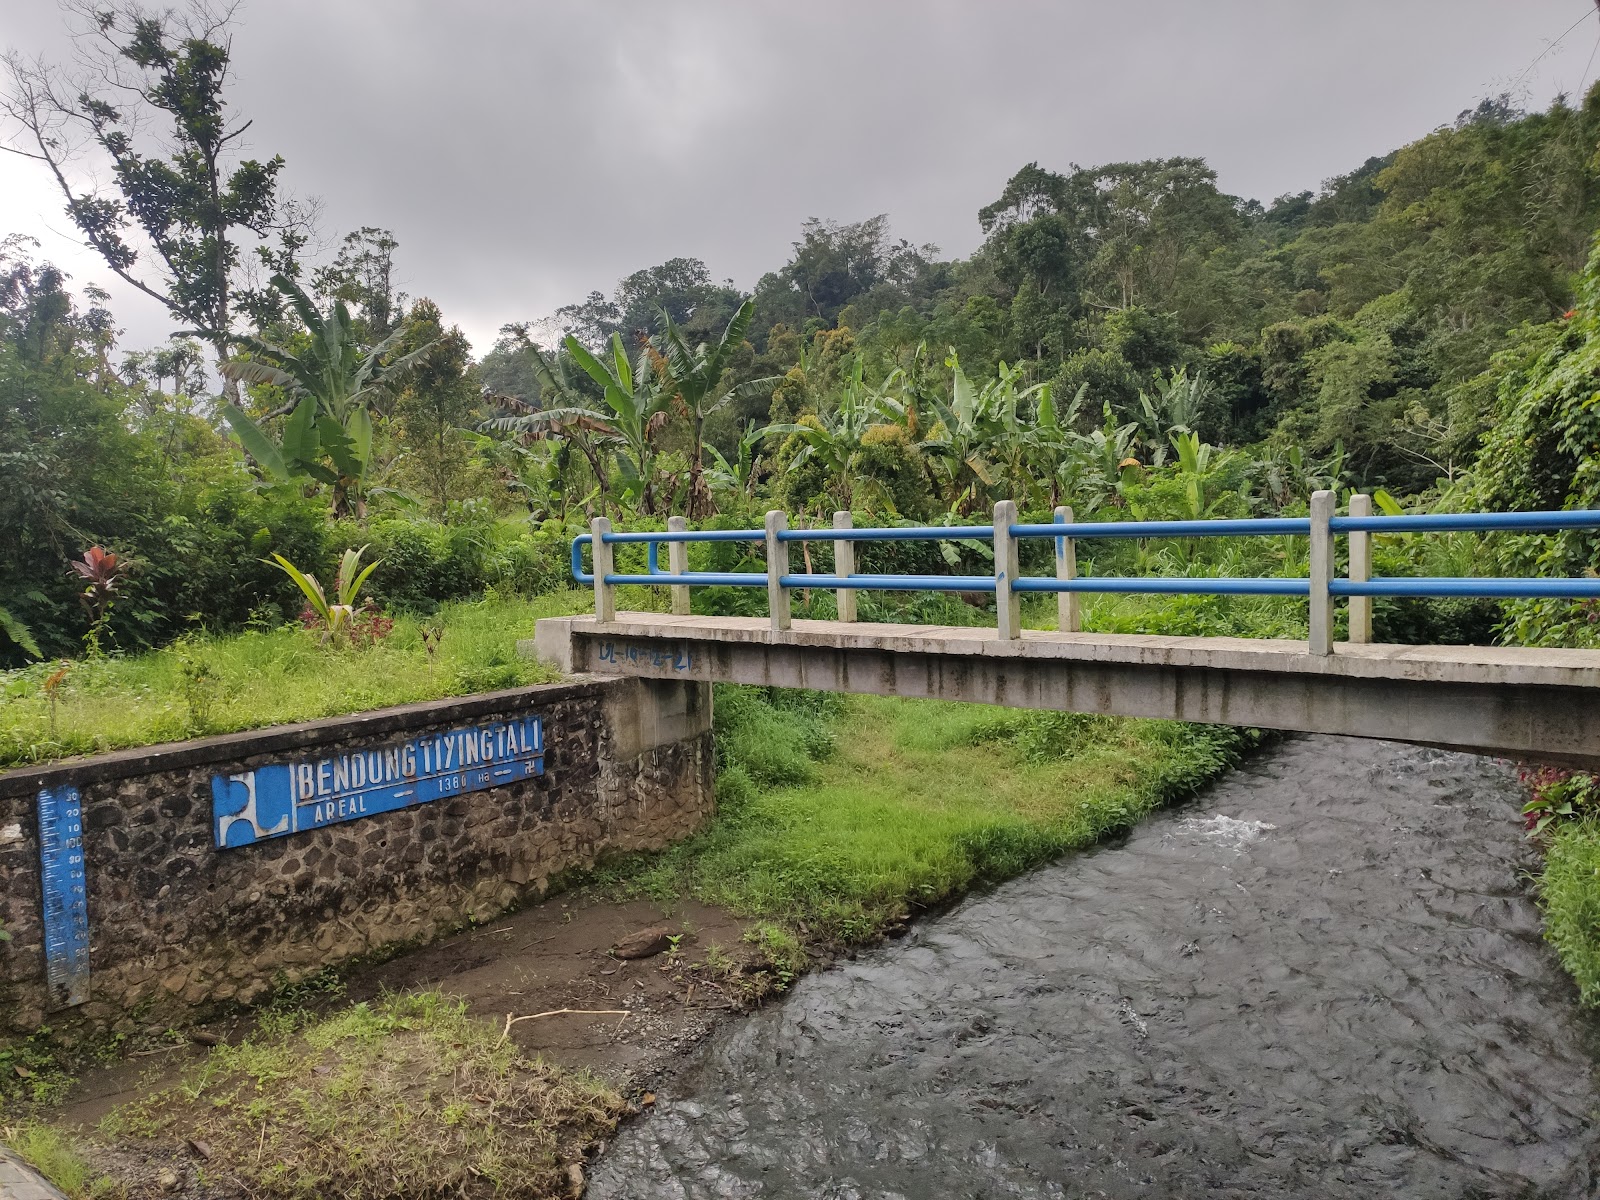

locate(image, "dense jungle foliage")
(6, 3), (1600, 675)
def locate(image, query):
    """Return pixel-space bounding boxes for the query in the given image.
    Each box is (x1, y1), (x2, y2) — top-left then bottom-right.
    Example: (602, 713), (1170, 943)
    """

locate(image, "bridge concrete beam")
(531, 614), (1600, 768)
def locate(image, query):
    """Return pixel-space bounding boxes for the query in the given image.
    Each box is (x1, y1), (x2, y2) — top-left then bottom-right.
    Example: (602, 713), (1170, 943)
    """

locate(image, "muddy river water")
(589, 735), (1600, 1198)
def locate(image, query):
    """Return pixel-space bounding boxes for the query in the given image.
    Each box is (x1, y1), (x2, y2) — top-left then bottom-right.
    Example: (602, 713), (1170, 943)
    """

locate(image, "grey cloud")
(1, 0), (1591, 352)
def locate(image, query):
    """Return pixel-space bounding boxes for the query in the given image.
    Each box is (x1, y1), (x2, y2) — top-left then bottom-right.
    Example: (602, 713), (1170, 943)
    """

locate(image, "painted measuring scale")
(37, 784), (90, 1007)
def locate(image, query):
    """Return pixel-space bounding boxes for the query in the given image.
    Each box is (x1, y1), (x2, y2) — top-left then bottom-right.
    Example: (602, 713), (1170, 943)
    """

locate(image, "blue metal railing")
(569, 498), (1600, 652)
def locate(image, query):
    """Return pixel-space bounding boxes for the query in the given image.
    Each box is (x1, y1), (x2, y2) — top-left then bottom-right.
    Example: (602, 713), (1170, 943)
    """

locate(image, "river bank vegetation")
(611, 687), (1256, 946)
(7, 2), (1600, 1192)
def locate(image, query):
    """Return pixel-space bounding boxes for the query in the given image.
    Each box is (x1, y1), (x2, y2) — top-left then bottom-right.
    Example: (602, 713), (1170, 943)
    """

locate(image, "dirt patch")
(37, 886), (775, 1198)
(351, 890), (762, 1079)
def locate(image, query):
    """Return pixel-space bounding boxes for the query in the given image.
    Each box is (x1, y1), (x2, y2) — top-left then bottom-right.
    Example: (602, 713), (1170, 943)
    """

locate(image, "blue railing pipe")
(571, 533), (594, 584)
(781, 573), (998, 592)
(592, 571), (768, 587)
(779, 524), (995, 542)
(1331, 577), (1600, 598)
(574, 499), (1600, 650)
(1010, 517), (1311, 540)
(1331, 509), (1600, 534)
(1012, 577), (1311, 596)
(601, 527), (766, 543)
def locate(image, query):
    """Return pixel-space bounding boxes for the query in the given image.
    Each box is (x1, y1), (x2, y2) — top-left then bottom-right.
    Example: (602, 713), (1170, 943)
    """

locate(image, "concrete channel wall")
(0, 676), (712, 1039)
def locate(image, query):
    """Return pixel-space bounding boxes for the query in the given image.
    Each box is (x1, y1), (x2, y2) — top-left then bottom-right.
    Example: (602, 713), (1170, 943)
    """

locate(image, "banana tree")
(767, 357), (897, 512)
(657, 300), (778, 517)
(563, 334), (673, 513)
(482, 340), (620, 512)
(1170, 431), (1238, 521)
(1134, 367), (1218, 462)
(705, 421), (769, 502)
(922, 353), (1051, 514)
(483, 334), (669, 514)
(221, 274), (435, 518)
(1055, 402), (1143, 512)
(1025, 380), (1088, 507)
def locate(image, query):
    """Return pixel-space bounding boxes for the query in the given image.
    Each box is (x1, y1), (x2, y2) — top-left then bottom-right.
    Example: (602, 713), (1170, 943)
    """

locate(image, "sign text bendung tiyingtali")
(212, 716), (544, 848)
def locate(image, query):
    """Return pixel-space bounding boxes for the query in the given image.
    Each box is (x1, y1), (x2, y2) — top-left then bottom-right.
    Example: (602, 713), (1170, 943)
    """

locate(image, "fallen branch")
(500, 1008), (630, 1043)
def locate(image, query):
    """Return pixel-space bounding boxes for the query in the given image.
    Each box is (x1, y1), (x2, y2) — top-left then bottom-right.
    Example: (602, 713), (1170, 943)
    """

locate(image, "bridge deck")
(563, 612), (1600, 689)
(533, 613), (1600, 766)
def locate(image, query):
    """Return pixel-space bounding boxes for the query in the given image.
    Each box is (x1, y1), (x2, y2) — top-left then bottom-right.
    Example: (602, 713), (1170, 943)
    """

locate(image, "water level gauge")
(37, 784), (90, 1008)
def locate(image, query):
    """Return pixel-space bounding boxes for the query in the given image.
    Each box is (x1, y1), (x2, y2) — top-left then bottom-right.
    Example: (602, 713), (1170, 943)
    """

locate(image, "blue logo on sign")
(212, 716), (543, 848)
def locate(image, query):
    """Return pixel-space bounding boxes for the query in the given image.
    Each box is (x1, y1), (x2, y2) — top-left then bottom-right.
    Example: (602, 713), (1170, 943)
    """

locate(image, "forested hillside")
(6, 1), (1600, 670)
(487, 91), (1600, 497)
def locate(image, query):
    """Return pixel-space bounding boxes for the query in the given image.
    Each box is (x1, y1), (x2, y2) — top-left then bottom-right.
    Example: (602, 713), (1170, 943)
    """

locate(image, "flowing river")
(589, 735), (1600, 1198)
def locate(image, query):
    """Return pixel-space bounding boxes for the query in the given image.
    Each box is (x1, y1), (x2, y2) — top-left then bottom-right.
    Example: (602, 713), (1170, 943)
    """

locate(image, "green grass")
(1541, 818), (1600, 1006)
(0, 1121), (115, 1197)
(0, 588), (671, 768)
(614, 686), (1254, 943)
(104, 991), (626, 1200)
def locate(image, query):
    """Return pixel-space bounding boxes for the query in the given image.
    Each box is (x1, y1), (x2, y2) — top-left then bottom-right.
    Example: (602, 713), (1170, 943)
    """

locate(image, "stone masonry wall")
(0, 676), (712, 1038)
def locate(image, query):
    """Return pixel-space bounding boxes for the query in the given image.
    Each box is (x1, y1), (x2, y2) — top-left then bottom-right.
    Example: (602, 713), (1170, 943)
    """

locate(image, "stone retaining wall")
(0, 676), (713, 1038)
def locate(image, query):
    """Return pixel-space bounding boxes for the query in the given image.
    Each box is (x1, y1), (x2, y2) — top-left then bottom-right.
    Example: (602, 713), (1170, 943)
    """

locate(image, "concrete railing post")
(1347, 493), (1372, 644)
(995, 499), (1021, 641)
(590, 516), (615, 623)
(667, 515), (690, 616)
(1309, 490), (1334, 656)
(833, 510), (857, 622)
(1054, 504), (1080, 633)
(765, 510), (792, 632)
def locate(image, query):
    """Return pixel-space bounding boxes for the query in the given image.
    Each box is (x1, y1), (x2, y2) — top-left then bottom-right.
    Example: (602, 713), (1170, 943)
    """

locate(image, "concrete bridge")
(533, 494), (1600, 768)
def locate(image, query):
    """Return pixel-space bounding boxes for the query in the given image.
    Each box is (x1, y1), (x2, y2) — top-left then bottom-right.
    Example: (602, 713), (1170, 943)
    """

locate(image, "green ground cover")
(0, 571), (1306, 773)
(0, 588), (663, 769)
(1541, 818), (1600, 1007)
(611, 685), (1256, 944)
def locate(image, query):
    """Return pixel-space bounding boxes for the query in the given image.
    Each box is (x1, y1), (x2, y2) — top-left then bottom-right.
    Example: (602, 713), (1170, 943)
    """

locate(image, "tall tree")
(312, 227), (406, 340)
(391, 299), (481, 517)
(2, 0), (301, 383)
(753, 216), (939, 330)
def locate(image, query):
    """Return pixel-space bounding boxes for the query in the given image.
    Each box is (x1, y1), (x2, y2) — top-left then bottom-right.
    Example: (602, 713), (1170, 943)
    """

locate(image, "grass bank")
(1541, 818), (1600, 1006)
(8, 992), (625, 1199)
(0, 588), (673, 769)
(609, 685), (1258, 946)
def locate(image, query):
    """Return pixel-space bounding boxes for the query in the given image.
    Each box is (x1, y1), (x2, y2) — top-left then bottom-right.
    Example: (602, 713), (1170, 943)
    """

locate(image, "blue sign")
(37, 784), (90, 1008)
(213, 715), (544, 849)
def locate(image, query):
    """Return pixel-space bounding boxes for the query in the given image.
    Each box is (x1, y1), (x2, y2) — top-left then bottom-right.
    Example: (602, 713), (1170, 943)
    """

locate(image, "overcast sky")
(2, 0), (1597, 355)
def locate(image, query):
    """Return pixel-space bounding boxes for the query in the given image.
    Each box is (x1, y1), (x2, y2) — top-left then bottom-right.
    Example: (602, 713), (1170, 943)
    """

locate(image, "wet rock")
(612, 926), (674, 959)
